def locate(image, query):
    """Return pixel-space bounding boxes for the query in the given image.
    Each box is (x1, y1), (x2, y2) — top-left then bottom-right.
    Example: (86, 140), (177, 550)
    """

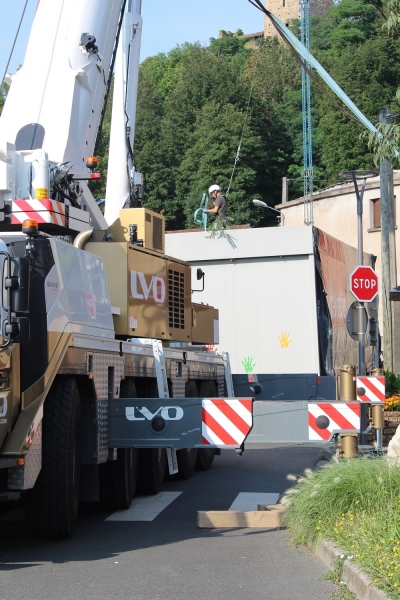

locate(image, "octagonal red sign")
(350, 266), (378, 302)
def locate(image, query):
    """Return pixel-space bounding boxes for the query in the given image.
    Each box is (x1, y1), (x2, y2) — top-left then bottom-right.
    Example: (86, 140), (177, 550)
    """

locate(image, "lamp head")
(253, 199), (268, 208)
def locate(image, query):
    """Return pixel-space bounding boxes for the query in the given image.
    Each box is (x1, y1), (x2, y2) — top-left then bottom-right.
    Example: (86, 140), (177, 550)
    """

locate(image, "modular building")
(166, 225), (374, 399)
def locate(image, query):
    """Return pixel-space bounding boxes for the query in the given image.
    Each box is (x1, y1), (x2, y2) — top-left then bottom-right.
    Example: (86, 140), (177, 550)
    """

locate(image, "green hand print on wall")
(242, 357), (255, 373)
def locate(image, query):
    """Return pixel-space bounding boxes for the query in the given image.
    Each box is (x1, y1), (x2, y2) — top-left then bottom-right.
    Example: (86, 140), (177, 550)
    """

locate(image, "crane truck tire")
(136, 379), (167, 495)
(99, 377), (139, 510)
(176, 380), (199, 479)
(196, 380), (217, 471)
(24, 376), (81, 539)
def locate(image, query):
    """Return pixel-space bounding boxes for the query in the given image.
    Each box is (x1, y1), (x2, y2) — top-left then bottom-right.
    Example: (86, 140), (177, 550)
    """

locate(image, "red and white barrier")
(308, 402), (360, 441)
(356, 376), (385, 403)
(10, 199), (90, 231)
(202, 398), (253, 446)
(12, 199), (66, 226)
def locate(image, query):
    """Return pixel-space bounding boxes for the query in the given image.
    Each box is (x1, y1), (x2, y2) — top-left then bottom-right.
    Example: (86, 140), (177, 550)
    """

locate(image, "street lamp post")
(253, 199), (285, 226)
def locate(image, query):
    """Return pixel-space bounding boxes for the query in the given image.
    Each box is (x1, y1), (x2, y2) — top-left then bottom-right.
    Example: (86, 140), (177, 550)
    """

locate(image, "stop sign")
(350, 266), (378, 302)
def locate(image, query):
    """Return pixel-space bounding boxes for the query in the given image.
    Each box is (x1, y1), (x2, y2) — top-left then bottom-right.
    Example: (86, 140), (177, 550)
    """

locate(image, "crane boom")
(105, 0), (143, 225)
(0, 0), (128, 230)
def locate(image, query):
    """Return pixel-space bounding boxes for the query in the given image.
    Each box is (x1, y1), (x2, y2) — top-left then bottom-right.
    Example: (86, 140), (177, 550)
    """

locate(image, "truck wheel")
(24, 376), (81, 539)
(176, 380), (199, 479)
(137, 379), (167, 495)
(99, 448), (138, 510)
(137, 447), (167, 495)
(196, 380), (217, 471)
(177, 448), (198, 479)
(99, 378), (138, 509)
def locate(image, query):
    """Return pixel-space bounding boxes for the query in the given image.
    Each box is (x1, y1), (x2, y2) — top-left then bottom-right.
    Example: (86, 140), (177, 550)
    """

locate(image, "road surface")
(0, 445), (335, 599)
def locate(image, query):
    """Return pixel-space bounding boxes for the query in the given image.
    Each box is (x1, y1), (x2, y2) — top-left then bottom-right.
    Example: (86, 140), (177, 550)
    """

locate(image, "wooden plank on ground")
(197, 509), (284, 529)
(257, 504), (285, 512)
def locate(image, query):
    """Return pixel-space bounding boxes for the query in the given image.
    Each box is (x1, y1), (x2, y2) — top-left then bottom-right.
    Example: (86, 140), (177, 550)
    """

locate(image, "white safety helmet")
(208, 184), (221, 195)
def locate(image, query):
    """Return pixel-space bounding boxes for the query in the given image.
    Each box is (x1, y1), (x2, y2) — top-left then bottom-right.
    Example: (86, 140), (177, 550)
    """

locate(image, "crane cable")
(94, 0), (129, 156)
(226, 39), (262, 198)
(1, 0), (29, 91)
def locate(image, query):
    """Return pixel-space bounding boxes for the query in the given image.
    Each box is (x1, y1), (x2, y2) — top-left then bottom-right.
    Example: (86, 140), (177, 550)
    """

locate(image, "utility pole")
(300, 0), (313, 225)
(380, 106), (397, 372)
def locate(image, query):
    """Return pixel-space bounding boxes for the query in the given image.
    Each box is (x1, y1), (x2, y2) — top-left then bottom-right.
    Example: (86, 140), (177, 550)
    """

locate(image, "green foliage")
(311, 0), (379, 51)
(209, 34), (249, 58)
(312, 33), (400, 179)
(88, 82), (114, 200)
(322, 557), (357, 599)
(91, 0), (400, 227)
(384, 0), (400, 33)
(385, 369), (400, 396)
(363, 122), (400, 166)
(178, 100), (275, 228)
(283, 457), (400, 597)
(0, 82), (9, 115)
(134, 41), (292, 229)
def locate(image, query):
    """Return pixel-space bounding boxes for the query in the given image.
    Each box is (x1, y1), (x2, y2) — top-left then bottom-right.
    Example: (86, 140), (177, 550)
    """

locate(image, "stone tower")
(264, 0), (331, 37)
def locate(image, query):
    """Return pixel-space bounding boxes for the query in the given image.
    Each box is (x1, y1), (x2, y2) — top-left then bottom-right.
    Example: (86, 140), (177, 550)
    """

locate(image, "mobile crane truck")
(0, 0), (254, 539)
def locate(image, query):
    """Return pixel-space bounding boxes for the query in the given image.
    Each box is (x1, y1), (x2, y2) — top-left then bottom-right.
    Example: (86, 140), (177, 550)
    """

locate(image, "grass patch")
(282, 457), (400, 598)
(321, 556), (357, 599)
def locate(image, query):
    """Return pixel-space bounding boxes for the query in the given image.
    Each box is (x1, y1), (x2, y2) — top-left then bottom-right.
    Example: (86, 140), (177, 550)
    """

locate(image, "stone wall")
(384, 413), (400, 445)
(264, 0), (331, 37)
(367, 412), (400, 446)
(310, 0), (332, 18)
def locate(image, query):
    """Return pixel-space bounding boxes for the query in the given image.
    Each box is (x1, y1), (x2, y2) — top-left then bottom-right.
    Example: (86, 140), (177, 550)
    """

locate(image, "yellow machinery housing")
(87, 208), (218, 345)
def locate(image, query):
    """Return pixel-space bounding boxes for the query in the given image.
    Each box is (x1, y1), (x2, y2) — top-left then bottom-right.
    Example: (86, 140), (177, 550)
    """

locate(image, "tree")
(92, 0), (400, 229)
(88, 82), (114, 200)
(0, 82), (9, 115)
(134, 40), (297, 229)
(299, 0), (400, 181)
(177, 101), (260, 227)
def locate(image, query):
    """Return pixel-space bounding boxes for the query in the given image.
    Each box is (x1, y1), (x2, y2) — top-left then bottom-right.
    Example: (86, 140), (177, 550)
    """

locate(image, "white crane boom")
(105, 0), (143, 226)
(0, 0), (130, 231)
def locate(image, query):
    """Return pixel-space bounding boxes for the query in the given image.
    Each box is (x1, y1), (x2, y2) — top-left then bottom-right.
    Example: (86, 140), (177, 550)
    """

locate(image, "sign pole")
(352, 173), (368, 444)
(342, 169), (379, 446)
(352, 173), (367, 378)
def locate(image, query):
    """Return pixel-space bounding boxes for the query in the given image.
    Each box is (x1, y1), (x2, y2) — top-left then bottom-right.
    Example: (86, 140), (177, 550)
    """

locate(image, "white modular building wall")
(165, 226), (320, 375)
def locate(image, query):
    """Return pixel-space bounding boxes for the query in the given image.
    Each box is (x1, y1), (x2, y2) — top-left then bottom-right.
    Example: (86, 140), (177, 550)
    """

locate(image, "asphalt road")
(0, 445), (335, 600)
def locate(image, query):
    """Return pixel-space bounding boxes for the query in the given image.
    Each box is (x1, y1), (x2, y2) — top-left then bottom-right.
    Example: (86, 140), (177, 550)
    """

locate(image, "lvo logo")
(126, 406), (184, 421)
(130, 271), (166, 304)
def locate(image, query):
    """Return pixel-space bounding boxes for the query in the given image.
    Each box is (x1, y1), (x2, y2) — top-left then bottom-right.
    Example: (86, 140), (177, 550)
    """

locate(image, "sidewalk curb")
(315, 539), (390, 600)
(311, 454), (390, 598)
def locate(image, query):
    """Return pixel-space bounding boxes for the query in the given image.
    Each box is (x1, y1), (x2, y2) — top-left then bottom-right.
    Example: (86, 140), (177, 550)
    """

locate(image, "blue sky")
(0, 0), (264, 79)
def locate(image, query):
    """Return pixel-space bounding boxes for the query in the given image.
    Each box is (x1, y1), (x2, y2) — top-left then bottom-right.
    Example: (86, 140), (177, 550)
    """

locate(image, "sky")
(0, 0), (264, 80)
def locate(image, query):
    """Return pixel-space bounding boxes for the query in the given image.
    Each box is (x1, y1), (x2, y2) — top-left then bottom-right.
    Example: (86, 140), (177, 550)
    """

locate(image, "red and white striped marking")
(201, 398), (253, 446)
(356, 376), (385, 403)
(308, 402), (360, 441)
(11, 199), (67, 226)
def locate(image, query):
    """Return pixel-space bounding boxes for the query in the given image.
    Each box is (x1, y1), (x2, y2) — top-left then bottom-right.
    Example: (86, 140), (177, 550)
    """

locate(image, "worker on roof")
(203, 184), (227, 226)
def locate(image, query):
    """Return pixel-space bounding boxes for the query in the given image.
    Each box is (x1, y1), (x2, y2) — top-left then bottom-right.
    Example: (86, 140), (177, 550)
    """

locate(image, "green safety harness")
(193, 192), (209, 231)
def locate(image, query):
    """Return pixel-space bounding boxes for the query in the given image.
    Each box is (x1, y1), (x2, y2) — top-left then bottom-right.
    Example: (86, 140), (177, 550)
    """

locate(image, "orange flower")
(385, 395), (400, 411)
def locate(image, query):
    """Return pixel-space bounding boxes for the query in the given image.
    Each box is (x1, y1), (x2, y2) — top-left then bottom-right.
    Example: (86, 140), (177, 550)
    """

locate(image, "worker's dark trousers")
(216, 218), (227, 230)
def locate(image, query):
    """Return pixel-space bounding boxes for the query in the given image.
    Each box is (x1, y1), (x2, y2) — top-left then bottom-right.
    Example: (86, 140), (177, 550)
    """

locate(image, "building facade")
(275, 172), (400, 325)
